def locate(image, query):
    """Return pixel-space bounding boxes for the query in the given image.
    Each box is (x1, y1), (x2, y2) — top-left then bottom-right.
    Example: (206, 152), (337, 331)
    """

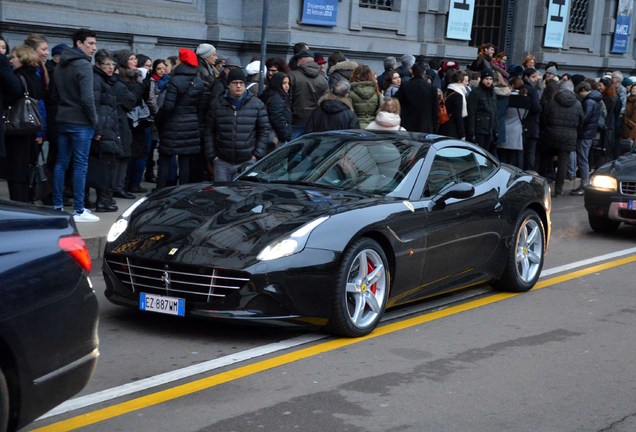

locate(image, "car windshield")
(239, 135), (428, 197)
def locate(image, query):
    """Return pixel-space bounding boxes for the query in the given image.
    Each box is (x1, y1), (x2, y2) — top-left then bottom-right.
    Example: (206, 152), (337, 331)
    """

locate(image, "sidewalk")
(0, 179), (152, 259)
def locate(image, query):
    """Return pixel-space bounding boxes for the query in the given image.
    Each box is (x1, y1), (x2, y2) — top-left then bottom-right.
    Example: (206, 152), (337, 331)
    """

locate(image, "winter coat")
(579, 90), (602, 140)
(395, 76), (438, 133)
(522, 79), (542, 139)
(366, 111), (405, 131)
(305, 94), (360, 133)
(499, 92), (531, 151)
(349, 81), (382, 129)
(438, 88), (465, 139)
(540, 90), (583, 152)
(112, 75), (142, 158)
(0, 54), (21, 159)
(92, 66), (123, 156)
(204, 90), (271, 164)
(156, 64), (205, 156)
(466, 83), (498, 139)
(55, 47), (97, 127)
(621, 95), (636, 140)
(266, 91), (292, 143)
(328, 60), (358, 88)
(384, 85), (399, 99)
(289, 62), (329, 126)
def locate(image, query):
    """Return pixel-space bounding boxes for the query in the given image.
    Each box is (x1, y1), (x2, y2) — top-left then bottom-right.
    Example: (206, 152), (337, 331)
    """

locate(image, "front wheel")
(493, 209), (545, 292)
(326, 238), (390, 338)
(588, 214), (620, 234)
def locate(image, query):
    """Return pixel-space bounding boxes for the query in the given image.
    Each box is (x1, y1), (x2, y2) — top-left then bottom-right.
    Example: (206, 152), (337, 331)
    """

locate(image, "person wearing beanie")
(521, 67), (543, 170)
(154, 47), (205, 189)
(570, 80), (602, 196)
(571, 74), (586, 87)
(195, 42), (218, 86)
(204, 62), (271, 181)
(467, 68), (498, 155)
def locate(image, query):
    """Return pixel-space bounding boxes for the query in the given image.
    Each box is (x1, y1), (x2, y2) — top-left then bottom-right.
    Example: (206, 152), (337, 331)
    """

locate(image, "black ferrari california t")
(584, 148), (636, 233)
(103, 131), (551, 337)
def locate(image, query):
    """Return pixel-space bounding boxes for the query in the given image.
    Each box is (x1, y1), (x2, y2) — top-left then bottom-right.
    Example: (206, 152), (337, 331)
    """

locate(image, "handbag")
(3, 75), (44, 136)
(438, 93), (450, 125)
(28, 146), (52, 203)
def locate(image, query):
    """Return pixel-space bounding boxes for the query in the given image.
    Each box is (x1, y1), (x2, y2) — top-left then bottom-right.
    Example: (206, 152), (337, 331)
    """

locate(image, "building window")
(359, 0), (394, 11)
(470, 0), (505, 49)
(568, 0), (589, 34)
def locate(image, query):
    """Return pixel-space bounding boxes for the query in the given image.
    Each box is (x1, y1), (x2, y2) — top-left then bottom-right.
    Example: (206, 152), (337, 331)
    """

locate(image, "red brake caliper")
(368, 261), (377, 294)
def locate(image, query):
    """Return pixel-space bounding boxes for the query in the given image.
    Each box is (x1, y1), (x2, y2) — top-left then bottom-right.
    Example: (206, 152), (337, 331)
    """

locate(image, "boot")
(95, 190), (118, 212)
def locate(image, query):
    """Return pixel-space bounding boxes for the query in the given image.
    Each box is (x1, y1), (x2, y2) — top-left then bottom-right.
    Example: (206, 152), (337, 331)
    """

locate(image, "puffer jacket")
(113, 75), (142, 158)
(204, 90), (271, 164)
(156, 63), (205, 155)
(56, 47), (97, 126)
(466, 83), (498, 139)
(266, 91), (292, 143)
(305, 94), (360, 133)
(349, 81), (382, 129)
(289, 62), (329, 126)
(579, 90), (602, 140)
(92, 66), (122, 155)
(540, 90), (583, 152)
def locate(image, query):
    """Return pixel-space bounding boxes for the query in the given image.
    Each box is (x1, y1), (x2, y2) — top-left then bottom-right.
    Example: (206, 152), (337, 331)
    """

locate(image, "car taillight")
(58, 235), (92, 272)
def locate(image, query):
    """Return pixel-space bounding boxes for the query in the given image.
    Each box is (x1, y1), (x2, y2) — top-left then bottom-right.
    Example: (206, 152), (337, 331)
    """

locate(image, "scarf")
(447, 83), (468, 118)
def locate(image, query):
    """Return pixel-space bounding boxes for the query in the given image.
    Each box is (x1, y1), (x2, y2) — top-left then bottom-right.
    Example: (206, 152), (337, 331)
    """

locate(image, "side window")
(423, 147), (487, 197)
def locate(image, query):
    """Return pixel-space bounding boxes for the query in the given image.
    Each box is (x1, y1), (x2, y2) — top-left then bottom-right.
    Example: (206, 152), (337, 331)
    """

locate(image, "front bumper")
(585, 188), (636, 224)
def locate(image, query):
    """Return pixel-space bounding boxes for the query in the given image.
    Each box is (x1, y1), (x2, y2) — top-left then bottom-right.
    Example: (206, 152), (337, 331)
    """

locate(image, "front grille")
(106, 255), (251, 302)
(618, 209), (636, 220)
(620, 181), (636, 196)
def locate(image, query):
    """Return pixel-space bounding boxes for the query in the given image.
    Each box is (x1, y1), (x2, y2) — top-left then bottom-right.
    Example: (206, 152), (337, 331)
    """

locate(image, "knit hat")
(113, 49), (134, 68)
(179, 48), (198, 67)
(196, 43), (217, 59)
(622, 77), (633, 88)
(571, 74), (586, 87)
(294, 50), (314, 60)
(227, 67), (246, 83)
(545, 66), (558, 75)
(509, 64), (524, 78)
(480, 68), (494, 79)
(245, 60), (261, 75)
(224, 56), (242, 69)
(51, 43), (69, 57)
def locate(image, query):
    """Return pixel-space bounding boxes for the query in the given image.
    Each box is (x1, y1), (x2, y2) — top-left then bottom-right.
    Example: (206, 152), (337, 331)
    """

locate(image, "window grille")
(359, 0), (394, 11)
(568, 0), (589, 34)
(470, 0), (504, 50)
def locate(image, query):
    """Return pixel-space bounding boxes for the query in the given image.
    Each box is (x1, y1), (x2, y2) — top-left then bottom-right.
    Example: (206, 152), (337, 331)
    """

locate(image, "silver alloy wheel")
(345, 248), (387, 329)
(515, 217), (544, 284)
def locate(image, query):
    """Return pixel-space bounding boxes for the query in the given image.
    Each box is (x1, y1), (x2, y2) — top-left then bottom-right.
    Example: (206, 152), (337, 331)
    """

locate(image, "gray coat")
(55, 47), (97, 127)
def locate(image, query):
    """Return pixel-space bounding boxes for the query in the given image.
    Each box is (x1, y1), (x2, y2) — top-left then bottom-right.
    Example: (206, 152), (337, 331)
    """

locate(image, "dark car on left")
(0, 201), (99, 432)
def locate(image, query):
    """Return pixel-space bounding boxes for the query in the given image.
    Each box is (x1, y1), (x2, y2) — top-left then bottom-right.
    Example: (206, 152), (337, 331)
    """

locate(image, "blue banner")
(611, 2), (633, 54)
(301, 0), (338, 27)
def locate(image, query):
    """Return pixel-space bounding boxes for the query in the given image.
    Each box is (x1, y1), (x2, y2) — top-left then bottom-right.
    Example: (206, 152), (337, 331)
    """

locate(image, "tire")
(326, 238), (390, 338)
(493, 209), (545, 293)
(0, 368), (9, 432)
(588, 214), (620, 234)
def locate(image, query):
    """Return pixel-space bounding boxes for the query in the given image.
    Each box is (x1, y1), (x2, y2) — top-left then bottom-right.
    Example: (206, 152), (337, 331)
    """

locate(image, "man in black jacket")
(395, 63), (438, 133)
(204, 68), (271, 181)
(521, 68), (542, 170)
(571, 81), (602, 195)
(305, 79), (360, 133)
(467, 68), (498, 156)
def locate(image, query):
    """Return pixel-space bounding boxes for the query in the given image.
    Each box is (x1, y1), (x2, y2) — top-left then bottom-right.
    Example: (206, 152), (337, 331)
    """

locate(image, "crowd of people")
(1, 33), (635, 222)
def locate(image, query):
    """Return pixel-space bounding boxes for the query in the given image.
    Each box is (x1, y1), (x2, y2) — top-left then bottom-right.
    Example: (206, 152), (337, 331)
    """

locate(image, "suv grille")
(106, 255), (250, 302)
(620, 181), (636, 196)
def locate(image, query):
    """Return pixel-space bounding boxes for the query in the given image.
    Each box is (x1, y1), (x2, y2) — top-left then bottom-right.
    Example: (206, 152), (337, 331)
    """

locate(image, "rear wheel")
(494, 209), (545, 292)
(588, 214), (620, 234)
(0, 368), (9, 432)
(327, 238), (389, 338)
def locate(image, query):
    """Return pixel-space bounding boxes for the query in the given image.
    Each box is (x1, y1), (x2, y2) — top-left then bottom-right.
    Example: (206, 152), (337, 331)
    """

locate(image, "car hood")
(596, 151), (636, 180)
(108, 182), (382, 267)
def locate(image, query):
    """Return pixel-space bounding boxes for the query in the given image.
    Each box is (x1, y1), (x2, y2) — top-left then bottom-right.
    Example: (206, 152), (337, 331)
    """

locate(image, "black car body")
(584, 149), (636, 233)
(0, 201), (99, 431)
(103, 131), (551, 337)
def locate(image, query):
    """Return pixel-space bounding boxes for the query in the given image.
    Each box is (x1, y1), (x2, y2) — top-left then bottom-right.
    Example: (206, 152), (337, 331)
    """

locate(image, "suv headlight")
(257, 216), (329, 261)
(589, 175), (618, 191)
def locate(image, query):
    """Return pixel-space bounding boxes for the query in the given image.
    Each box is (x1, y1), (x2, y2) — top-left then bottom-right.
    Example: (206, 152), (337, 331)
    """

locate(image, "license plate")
(139, 293), (185, 316)
(630, 200), (636, 210)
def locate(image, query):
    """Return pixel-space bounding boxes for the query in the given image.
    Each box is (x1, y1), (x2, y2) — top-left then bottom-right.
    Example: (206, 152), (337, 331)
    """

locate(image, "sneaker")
(73, 208), (100, 223)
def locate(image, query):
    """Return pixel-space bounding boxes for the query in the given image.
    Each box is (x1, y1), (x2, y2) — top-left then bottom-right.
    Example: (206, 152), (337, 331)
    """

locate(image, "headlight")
(590, 175), (618, 191)
(257, 216), (329, 261)
(106, 197), (148, 242)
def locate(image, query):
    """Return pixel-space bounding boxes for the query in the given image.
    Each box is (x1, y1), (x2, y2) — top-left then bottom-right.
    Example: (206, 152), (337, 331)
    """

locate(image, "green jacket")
(349, 81), (381, 129)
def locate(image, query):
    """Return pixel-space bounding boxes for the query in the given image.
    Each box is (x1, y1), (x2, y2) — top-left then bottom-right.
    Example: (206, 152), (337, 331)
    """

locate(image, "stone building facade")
(0, 0), (634, 76)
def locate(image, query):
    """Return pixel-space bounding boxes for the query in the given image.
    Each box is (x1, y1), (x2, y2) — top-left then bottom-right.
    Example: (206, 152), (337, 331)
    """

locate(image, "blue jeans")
(576, 138), (593, 186)
(53, 123), (95, 213)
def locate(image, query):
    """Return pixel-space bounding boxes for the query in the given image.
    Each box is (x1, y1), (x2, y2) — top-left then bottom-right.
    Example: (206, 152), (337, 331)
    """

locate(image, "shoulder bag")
(3, 75), (44, 135)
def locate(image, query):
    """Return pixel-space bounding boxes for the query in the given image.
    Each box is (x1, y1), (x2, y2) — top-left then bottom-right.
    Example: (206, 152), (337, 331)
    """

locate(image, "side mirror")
(430, 182), (475, 209)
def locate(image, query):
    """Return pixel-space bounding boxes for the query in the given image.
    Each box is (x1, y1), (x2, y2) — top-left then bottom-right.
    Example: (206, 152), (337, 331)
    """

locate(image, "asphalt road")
(27, 193), (636, 432)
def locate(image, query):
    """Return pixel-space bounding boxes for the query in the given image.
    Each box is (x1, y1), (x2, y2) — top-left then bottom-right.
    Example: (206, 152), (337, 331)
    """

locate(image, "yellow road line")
(33, 254), (636, 431)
